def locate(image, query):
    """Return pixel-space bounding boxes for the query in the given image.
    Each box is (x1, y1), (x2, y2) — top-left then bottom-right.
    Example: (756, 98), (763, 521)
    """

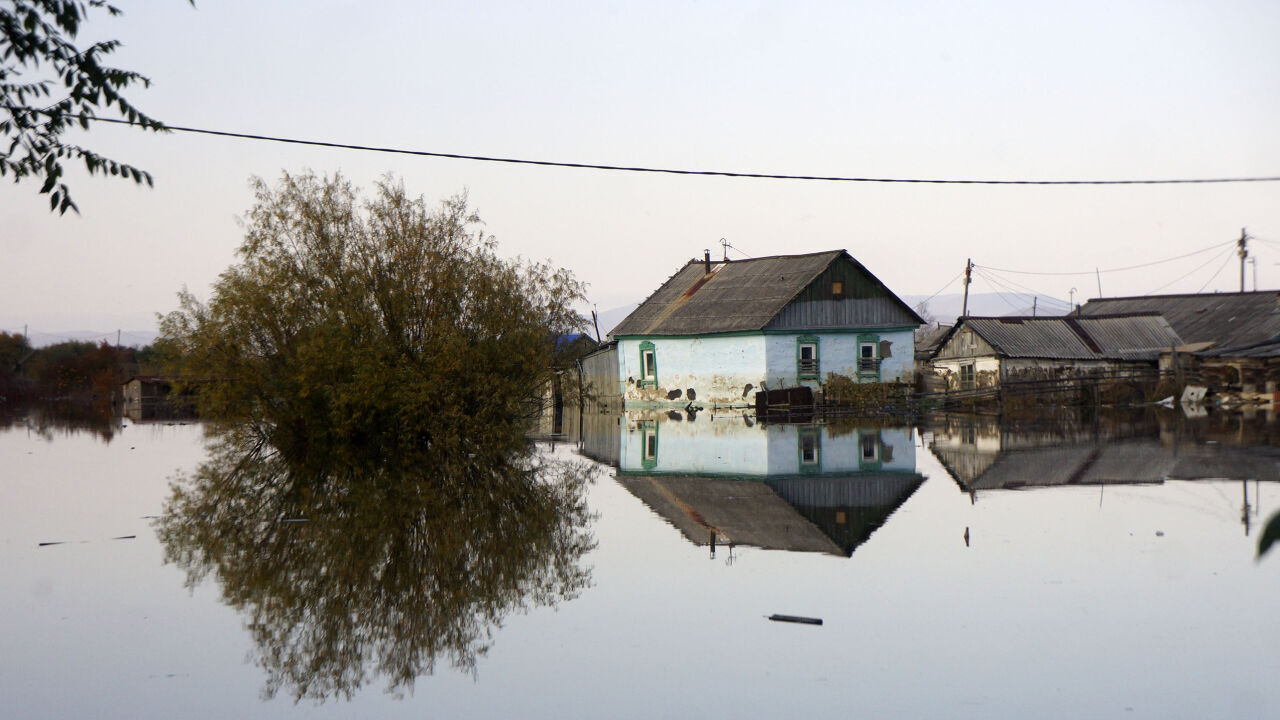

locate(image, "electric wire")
(973, 267), (1072, 314)
(974, 239), (1237, 276)
(971, 267), (1072, 310)
(88, 117), (1280, 186)
(974, 271), (1031, 314)
(1196, 250), (1239, 293)
(919, 268), (966, 305)
(1143, 246), (1236, 295)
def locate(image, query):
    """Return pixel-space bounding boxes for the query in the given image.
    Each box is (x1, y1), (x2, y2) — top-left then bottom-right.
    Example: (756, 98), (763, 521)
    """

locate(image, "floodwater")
(2, 404), (1278, 719)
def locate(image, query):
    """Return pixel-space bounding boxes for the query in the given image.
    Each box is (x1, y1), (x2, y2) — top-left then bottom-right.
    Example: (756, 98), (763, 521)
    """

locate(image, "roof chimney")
(704, 249), (711, 274)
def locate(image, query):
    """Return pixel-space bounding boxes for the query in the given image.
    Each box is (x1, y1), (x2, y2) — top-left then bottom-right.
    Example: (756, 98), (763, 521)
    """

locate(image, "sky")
(3, 0), (1279, 337)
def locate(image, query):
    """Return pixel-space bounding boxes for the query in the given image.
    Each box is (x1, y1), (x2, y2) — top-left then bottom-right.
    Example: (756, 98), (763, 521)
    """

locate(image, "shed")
(929, 313), (1183, 391)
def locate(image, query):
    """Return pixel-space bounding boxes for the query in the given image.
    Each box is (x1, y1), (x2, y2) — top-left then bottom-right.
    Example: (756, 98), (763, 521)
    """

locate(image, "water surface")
(2, 406), (1277, 718)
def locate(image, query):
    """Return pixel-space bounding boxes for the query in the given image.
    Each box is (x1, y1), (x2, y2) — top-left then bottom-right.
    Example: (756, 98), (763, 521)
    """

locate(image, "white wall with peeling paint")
(618, 335), (767, 407)
(617, 329), (916, 407)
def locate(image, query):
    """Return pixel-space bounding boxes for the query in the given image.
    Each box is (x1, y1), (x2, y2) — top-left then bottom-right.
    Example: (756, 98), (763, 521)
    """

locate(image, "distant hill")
(900, 292), (1072, 324)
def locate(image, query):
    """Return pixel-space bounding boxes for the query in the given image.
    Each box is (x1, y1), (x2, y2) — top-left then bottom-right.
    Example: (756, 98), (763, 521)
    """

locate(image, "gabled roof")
(1078, 291), (1280, 349)
(609, 250), (922, 337)
(934, 313), (1183, 361)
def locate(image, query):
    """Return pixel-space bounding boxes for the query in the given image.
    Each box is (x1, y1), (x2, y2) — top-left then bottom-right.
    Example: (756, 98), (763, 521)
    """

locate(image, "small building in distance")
(120, 375), (195, 421)
(582, 250), (923, 408)
(928, 313), (1183, 391)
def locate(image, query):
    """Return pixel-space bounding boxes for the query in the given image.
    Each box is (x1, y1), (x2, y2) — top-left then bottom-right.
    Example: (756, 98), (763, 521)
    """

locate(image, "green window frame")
(858, 430), (882, 470)
(857, 333), (881, 381)
(638, 341), (658, 389)
(640, 420), (658, 470)
(796, 335), (820, 381)
(798, 427), (821, 473)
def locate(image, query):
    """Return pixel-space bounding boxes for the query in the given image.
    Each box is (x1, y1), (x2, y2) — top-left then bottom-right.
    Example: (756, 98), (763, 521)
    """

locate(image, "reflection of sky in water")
(2, 409), (1278, 719)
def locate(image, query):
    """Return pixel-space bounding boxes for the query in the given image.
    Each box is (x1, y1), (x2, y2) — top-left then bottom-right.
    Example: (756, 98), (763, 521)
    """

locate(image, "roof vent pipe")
(704, 249), (711, 274)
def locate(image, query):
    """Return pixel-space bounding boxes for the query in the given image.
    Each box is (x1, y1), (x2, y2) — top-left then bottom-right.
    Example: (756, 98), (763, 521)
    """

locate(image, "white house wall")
(764, 330), (915, 388)
(617, 411), (917, 477)
(618, 335), (767, 407)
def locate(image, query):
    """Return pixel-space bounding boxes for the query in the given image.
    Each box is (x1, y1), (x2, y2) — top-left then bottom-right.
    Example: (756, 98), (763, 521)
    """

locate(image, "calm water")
(2, 405), (1278, 719)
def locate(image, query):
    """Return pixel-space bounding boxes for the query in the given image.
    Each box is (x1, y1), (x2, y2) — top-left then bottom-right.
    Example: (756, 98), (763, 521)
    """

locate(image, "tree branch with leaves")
(1, 0), (190, 213)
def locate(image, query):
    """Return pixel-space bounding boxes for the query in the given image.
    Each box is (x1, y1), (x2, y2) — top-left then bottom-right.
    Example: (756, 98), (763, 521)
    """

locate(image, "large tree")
(159, 171), (586, 457)
(1, 0), (187, 213)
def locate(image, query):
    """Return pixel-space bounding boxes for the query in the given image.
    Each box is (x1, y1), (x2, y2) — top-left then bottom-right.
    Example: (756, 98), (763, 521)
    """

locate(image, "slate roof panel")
(1079, 292), (1280, 348)
(609, 250), (917, 336)
(958, 314), (1182, 360)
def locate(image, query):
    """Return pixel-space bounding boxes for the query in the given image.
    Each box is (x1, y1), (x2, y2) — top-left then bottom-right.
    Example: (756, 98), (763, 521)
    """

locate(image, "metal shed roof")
(1078, 292), (1280, 349)
(950, 314), (1182, 361)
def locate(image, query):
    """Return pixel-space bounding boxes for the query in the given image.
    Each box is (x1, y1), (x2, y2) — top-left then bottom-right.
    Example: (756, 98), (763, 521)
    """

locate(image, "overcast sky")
(3, 0), (1278, 335)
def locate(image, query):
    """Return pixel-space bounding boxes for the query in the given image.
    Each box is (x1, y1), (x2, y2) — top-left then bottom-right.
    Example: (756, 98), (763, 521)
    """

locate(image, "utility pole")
(1095, 268), (1102, 298)
(961, 259), (972, 317)
(1238, 227), (1249, 292)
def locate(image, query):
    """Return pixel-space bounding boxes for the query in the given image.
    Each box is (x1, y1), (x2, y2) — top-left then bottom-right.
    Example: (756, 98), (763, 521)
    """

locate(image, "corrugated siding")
(765, 473), (925, 508)
(766, 297), (918, 330)
(1079, 292), (1280, 348)
(580, 343), (619, 403)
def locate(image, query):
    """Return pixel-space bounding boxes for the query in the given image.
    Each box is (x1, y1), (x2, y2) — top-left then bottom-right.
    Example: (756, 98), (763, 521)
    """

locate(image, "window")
(797, 336), (820, 381)
(638, 341), (657, 389)
(860, 433), (879, 463)
(832, 280), (844, 297)
(640, 421), (658, 470)
(857, 336), (881, 378)
(959, 363), (975, 389)
(798, 427), (821, 470)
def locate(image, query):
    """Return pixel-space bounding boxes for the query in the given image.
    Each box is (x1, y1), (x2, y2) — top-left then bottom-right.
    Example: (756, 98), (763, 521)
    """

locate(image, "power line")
(972, 267), (1072, 308)
(975, 239), (1237, 276)
(1196, 250), (1238, 293)
(1143, 245), (1235, 295)
(89, 117), (1280, 186)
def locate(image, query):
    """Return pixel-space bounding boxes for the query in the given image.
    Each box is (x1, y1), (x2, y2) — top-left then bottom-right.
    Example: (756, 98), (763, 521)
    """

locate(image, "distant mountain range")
(20, 292), (1070, 349)
(588, 292), (1072, 339)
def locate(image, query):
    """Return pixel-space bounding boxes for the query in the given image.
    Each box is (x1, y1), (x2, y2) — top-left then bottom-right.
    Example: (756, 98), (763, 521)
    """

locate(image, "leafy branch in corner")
(0, 0), (191, 214)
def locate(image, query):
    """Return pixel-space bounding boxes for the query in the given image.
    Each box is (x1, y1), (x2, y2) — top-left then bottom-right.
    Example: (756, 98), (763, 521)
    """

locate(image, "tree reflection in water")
(156, 424), (596, 702)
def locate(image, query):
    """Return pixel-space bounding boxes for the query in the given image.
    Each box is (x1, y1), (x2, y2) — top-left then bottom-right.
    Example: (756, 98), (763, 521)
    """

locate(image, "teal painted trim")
(639, 420), (658, 470)
(615, 468), (924, 480)
(796, 335), (820, 381)
(613, 325), (919, 341)
(638, 340), (657, 389)
(856, 332), (882, 381)
(798, 427), (822, 474)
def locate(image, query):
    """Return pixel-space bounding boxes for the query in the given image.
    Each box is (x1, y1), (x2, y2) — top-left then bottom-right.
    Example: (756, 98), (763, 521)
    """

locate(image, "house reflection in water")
(582, 410), (924, 557)
(926, 410), (1280, 532)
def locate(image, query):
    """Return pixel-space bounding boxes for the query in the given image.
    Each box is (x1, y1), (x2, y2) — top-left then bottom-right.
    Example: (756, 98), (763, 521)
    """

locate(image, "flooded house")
(928, 313), (1183, 392)
(1076, 292), (1280, 401)
(581, 409), (924, 557)
(581, 249), (923, 409)
(120, 375), (194, 421)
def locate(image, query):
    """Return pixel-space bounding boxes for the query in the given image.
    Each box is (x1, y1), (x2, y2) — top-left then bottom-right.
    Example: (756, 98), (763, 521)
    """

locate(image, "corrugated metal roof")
(1078, 292), (1280, 348)
(955, 314), (1182, 360)
(1198, 335), (1280, 359)
(609, 250), (919, 336)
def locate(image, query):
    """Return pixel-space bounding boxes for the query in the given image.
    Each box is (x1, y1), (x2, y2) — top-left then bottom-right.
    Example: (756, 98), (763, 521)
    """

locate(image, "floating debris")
(112, 535), (137, 540)
(37, 541), (67, 547)
(768, 614), (823, 625)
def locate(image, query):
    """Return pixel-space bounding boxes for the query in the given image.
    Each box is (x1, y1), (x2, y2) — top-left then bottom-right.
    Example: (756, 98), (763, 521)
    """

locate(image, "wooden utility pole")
(961, 259), (972, 317)
(1238, 227), (1249, 292)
